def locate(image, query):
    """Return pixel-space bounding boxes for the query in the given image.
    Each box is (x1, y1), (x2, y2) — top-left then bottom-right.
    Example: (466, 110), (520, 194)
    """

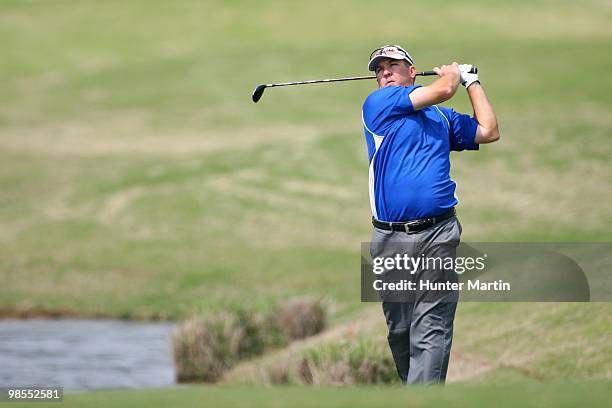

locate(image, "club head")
(252, 84), (266, 103)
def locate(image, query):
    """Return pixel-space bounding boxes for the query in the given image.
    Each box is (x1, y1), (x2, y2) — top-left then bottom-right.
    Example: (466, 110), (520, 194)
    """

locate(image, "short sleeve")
(439, 107), (479, 151)
(362, 86), (420, 134)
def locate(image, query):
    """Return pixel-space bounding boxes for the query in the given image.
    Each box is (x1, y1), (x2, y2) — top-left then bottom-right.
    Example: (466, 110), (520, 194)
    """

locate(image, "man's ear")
(408, 64), (417, 81)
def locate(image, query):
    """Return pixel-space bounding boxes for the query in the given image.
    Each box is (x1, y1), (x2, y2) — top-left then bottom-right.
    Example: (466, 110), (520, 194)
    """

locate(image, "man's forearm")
(436, 74), (460, 101)
(468, 83), (500, 143)
(410, 65), (461, 110)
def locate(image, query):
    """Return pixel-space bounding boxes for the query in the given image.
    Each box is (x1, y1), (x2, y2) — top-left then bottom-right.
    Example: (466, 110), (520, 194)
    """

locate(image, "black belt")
(372, 208), (456, 234)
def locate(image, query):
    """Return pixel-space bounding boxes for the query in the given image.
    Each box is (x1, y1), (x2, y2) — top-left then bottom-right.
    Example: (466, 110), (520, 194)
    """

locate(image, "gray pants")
(370, 216), (461, 385)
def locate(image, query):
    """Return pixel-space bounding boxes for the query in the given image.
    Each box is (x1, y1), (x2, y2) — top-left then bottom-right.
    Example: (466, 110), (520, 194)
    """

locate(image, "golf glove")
(459, 64), (479, 88)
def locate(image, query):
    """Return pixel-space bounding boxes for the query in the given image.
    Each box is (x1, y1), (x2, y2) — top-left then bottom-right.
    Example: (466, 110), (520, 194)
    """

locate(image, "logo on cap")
(368, 45), (414, 71)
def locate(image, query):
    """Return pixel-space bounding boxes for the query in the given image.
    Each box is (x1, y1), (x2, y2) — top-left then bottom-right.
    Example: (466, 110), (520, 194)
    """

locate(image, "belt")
(372, 208), (456, 234)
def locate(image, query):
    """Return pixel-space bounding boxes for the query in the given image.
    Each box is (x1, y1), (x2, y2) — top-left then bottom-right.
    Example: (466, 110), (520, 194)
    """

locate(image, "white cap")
(368, 45), (414, 72)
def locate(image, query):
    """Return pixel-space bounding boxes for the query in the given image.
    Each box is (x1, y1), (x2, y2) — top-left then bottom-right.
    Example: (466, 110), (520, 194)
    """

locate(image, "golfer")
(362, 45), (500, 384)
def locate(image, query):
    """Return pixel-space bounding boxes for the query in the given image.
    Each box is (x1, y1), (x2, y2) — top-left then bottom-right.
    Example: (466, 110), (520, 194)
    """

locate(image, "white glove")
(459, 64), (479, 88)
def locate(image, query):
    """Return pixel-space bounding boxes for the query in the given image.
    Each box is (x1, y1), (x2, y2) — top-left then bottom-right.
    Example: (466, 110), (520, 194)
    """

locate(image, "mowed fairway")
(1, 0), (612, 404)
(4, 383), (612, 408)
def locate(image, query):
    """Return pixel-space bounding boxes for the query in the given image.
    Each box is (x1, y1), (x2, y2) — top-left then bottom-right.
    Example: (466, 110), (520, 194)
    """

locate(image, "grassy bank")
(221, 302), (612, 385)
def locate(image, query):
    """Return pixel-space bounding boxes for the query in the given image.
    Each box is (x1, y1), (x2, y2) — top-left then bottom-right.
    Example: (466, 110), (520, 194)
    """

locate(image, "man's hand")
(459, 64), (479, 88)
(433, 62), (461, 85)
(410, 62), (460, 110)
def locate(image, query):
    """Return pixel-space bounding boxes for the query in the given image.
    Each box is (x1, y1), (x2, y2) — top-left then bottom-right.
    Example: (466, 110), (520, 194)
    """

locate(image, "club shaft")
(265, 76), (374, 88)
(265, 71), (438, 88)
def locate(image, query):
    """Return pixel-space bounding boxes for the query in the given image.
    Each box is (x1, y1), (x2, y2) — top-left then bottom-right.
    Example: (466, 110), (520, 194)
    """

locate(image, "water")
(0, 319), (176, 391)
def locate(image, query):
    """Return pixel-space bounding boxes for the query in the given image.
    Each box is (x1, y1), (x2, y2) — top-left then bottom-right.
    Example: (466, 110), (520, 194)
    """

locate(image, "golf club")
(252, 67), (477, 103)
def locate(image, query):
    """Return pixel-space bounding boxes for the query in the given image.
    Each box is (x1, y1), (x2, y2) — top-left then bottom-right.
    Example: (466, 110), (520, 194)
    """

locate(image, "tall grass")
(268, 334), (399, 386)
(171, 298), (326, 382)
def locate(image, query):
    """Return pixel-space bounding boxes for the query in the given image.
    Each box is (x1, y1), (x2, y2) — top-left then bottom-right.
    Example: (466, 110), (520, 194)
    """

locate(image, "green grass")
(5, 383), (612, 408)
(1, 0), (612, 398)
(0, 1), (612, 318)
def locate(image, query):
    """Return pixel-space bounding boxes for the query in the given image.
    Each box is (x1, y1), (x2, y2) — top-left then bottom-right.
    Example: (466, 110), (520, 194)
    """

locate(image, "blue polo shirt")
(362, 85), (479, 222)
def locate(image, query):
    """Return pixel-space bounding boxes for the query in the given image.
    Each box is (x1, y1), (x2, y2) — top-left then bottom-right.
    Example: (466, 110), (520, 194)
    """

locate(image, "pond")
(0, 319), (176, 391)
